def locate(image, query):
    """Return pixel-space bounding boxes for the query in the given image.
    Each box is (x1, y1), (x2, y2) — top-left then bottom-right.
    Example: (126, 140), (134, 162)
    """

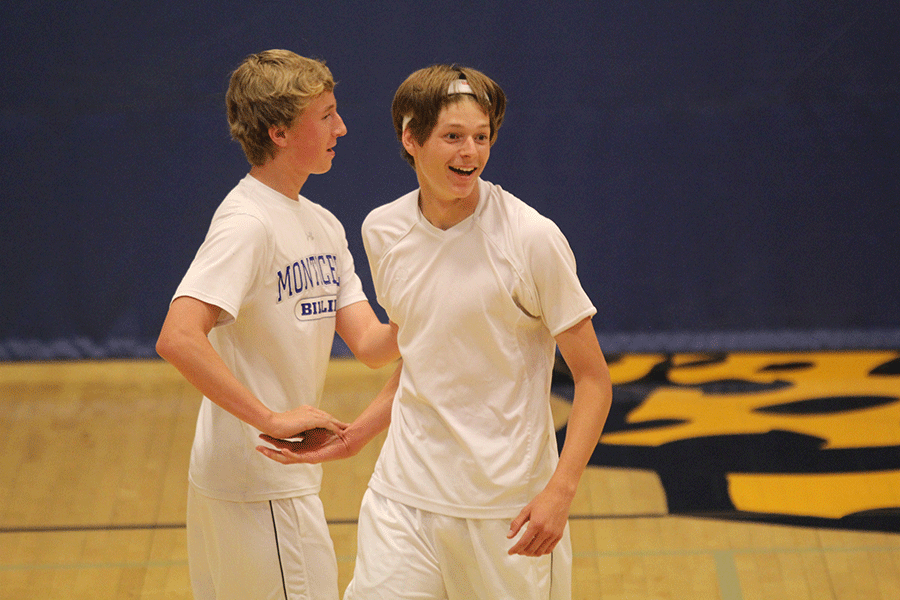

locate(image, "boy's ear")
(401, 127), (417, 156)
(269, 125), (288, 148)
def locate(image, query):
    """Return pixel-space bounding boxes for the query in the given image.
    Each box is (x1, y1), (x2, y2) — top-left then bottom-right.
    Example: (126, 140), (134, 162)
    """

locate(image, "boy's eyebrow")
(440, 120), (490, 129)
(306, 102), (336, 118)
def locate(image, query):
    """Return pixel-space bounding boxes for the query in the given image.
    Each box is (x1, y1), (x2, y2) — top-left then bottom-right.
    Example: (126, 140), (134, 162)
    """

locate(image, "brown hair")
(391, 64), (506, 167)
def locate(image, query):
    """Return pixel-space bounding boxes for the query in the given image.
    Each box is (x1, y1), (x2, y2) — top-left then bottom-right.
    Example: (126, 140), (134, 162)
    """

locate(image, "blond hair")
(226, 50), (335, 166)
(392, 64), (507, 167)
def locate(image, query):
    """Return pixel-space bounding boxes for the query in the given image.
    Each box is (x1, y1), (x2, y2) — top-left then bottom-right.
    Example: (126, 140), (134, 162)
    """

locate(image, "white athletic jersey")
(175, 174), (366, 502)
(362, 178), (596, 518)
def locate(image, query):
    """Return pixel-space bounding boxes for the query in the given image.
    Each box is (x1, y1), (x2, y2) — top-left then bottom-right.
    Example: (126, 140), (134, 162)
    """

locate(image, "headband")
(402, 77), (484, 132)
(447, 78), (475, 96)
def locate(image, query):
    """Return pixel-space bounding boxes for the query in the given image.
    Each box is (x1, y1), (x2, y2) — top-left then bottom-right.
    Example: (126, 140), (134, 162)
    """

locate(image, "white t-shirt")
(175, 174), (366, 502)
(362, 178), (596, 518)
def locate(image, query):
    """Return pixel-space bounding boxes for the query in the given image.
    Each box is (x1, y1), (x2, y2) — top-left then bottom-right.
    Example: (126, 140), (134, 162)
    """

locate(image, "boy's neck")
(250, 162), (308, 201)
(418, 188), (479, 230)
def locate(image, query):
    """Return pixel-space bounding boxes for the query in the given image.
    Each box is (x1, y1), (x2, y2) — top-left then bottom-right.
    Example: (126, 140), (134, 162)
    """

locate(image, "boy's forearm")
(343, 361), (401, 454)
(546, 317), (612, 502)
(547, 372), (612, 499)
(158, 322), (274, 431)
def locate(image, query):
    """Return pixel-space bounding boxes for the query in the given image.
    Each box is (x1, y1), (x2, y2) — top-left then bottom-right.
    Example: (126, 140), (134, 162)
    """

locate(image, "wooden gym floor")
(1, 352), (898, 599)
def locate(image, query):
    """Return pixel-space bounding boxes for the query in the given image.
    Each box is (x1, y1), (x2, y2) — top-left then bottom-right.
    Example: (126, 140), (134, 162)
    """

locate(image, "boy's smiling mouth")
(449, 166), (476, 175)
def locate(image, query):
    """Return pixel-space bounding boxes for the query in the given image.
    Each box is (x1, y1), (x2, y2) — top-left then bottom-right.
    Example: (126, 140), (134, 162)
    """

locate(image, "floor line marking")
(714, 551), (745, 600)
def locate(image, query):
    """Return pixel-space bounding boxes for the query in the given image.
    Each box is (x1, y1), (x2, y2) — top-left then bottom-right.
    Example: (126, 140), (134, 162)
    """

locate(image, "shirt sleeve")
(173, 211), (269, 326)
(520, 211), (597, 337)
(361, 209), (388, 306)
(334, 219), (367, 310)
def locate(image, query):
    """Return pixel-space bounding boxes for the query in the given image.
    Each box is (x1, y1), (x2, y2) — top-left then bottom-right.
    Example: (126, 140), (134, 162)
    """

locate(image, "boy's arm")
(335, 301), (400, 368)
(156, 295), (348, 439)
(257, 360), (401, 463)
(508, 316), (612, 557)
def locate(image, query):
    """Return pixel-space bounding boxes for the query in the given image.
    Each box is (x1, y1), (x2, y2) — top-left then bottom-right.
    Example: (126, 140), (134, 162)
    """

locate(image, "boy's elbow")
(155, 324), (190, 365)
(354, 352), (390, 369)
(573, 362), (613, 398)
(155, 331), (175, 363)
(349, 332), (400, 369)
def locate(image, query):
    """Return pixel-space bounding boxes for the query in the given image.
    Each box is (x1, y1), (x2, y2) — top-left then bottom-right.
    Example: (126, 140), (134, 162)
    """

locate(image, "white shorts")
(344, 489), (572, 600)
(187, 484), (339, 600)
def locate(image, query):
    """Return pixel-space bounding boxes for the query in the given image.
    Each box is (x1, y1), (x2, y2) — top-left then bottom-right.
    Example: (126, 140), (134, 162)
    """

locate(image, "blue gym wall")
(2, 1), (898, 360)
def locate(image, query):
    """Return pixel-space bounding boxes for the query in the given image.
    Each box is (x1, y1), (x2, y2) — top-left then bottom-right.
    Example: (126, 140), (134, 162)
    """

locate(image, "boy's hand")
(256, 428), (352, 464)
(265, 405), (348, 441)
(507, 486), (572, 557)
